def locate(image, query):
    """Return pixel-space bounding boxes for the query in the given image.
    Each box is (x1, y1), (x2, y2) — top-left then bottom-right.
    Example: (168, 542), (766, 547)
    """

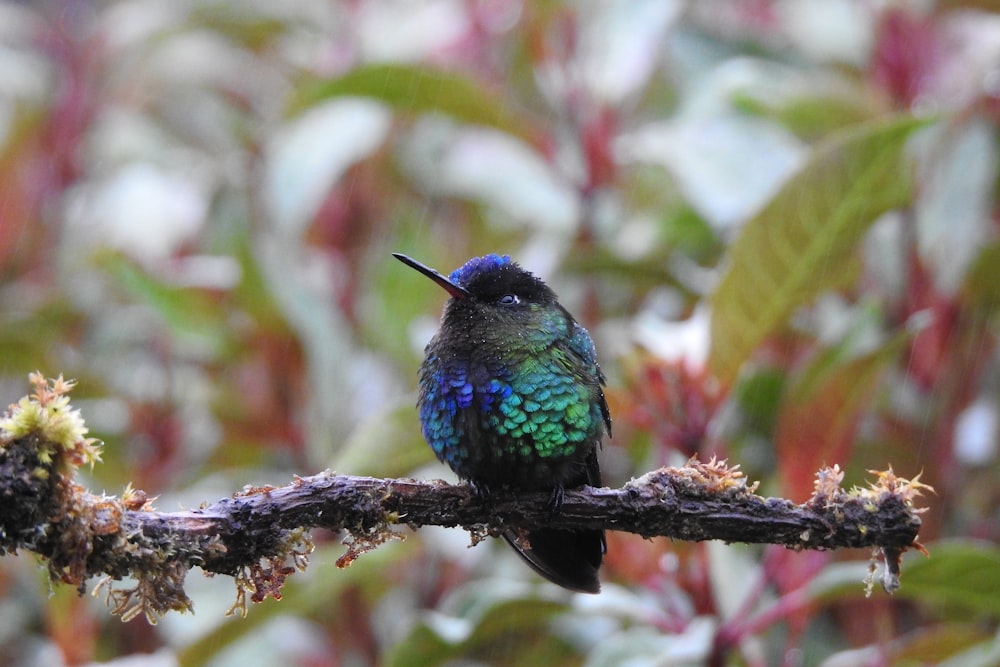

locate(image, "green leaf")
(775, 330), (910, 500)
(937, 629), (1000, 667)
(177, 541), (419, 667)
(895, 540), (1000, 620)
(383, 597), (575, 667)
(804, 561), (879, 602)
(963, 241), (1000, 313)
(893, 625), (996, 666)
(0, 298), (80, 375)
(732, 91), (878, 140)
(292, 64), (533, 141)
(708, 115), (931, 383)
(333, 396), (436, 477)
(383, 622), (456, 667)
(735, 368), (786, 435)
(458, 598), (576, 665)
(101, 253), (230, 357)
(187, 6), (288, 51)
(662, 205), (724, 264)
(821, 625), (995, 667)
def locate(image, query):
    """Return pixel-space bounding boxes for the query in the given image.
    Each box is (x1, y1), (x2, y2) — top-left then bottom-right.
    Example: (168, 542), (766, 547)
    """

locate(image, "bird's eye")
(498, 294), (520, 306)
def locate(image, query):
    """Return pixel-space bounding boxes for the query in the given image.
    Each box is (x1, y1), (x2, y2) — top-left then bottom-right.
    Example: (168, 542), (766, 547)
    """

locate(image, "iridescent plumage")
(395, 252), (610, 593)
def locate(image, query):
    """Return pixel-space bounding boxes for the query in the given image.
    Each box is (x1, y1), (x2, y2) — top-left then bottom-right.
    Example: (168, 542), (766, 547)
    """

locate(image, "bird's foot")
(545, 485), (565, 521)
(469, 479), (495, 509)
(469, 480), (506, 533)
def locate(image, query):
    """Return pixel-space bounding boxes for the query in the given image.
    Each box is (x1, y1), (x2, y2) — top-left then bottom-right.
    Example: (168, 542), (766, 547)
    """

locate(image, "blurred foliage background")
(1, 0), (999, 665)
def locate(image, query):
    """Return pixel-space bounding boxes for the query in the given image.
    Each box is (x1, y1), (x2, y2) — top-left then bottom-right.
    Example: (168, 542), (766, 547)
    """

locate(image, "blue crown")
(449, 254), (512, 286)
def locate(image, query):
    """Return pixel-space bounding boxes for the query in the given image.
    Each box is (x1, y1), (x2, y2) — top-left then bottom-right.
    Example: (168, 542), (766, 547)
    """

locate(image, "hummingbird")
(394, 252), (610, 593)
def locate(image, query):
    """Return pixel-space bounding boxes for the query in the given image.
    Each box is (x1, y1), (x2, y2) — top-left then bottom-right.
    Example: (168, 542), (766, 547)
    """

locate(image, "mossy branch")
(0, 374), (929, 623)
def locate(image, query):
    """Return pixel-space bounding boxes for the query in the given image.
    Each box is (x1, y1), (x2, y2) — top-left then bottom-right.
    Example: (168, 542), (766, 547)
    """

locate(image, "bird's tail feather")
(503, 527), (605, 594)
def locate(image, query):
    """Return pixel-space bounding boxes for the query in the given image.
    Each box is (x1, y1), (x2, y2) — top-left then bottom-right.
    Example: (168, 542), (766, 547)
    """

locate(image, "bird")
(393, 252), (611, 593)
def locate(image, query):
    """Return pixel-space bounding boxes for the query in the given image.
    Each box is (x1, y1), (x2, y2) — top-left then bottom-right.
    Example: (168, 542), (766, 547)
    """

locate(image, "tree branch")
(0, 374), (930, 622)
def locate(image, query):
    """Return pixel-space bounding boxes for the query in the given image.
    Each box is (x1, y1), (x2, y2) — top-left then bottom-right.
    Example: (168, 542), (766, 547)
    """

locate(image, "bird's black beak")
(393, 253), (471, 300)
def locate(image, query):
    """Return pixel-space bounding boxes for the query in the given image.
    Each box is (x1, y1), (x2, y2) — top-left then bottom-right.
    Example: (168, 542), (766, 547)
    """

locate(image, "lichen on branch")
(0, 374), (931, 624)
